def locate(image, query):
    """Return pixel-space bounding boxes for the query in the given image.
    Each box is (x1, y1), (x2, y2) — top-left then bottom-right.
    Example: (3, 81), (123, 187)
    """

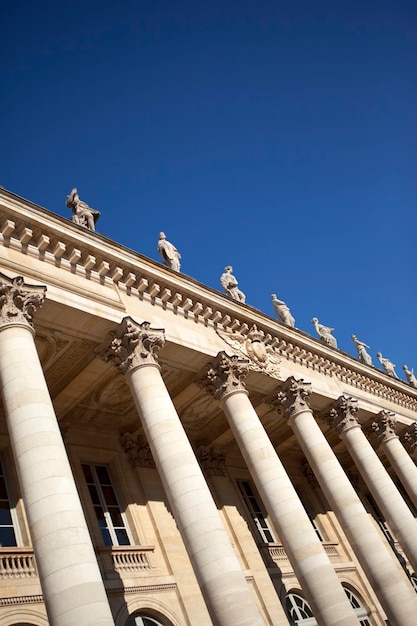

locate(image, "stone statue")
(66, 188), (100, 231)
(376, 352), (398, 378)
(157, 232), (181, 272)
(271, 294), (295, 327)
(311, 317), (337, 349)
(220, 266), (246, 303)
(403, 365), (417, 388)
(351, 334), (372, 366)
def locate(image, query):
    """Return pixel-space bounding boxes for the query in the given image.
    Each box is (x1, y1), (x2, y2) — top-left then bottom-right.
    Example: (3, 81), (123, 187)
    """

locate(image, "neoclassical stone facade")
(0, 187), (417, 626)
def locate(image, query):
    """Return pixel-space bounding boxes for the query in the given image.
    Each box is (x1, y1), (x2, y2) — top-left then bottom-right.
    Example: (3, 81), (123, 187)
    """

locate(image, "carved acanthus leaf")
(274, 377), (312, 420)
(401, 423), (417, 459)
(323, 395), (359, 434)
(216, 324), (281, 378)
(367, 410), (397, 446)
(201, 351), (249, 401)
(0, 273), (46, 329)
(98, 317), (165, 374)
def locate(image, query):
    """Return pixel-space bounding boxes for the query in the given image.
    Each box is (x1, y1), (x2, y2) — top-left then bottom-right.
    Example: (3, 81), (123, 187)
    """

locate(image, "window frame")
(81, 462), (134, 547)
(236, 479), (276, 543)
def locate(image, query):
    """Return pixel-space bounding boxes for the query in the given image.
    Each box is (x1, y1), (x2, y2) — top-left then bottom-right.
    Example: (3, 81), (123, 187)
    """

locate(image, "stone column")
(369, 411), (417, 510)
(201, 353), (358, 626)
(327, 396), (417, 575)
(99, 318), (264, 626)
(0, 274), (114, 626)
(276, 377), (417, 626)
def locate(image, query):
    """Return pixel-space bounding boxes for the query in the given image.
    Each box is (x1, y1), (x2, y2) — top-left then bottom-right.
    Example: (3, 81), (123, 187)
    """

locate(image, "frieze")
(196, 445), (227, 476)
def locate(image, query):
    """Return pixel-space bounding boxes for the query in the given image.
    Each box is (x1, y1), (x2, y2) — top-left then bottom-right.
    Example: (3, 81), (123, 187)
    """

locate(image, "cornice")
(1, 188), (417, 414)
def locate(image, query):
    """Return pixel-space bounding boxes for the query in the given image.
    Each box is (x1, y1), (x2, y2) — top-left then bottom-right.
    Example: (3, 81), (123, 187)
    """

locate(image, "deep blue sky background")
(1, 1), (416, 383)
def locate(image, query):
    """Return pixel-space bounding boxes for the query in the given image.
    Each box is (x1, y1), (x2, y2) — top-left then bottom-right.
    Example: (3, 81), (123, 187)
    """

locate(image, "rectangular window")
(0, 458), (17, 547)
(237, 479), (276, 543)
(82, 463), (133, 546)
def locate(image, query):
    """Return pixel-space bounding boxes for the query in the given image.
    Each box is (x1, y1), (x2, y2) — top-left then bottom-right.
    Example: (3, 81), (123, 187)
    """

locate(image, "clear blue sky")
(1, 1), (416, 382)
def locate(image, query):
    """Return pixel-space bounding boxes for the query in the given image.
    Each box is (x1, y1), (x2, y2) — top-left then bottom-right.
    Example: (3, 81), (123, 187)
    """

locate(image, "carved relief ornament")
(0, 273), (46, 330)
(98, 317), (165, 374)
(197, 445), (227, 477)
(120, 432), (156, 469)
(216, 324), (281, 378)
(324, 395), (360, 435)
(201, 351), (249, 402)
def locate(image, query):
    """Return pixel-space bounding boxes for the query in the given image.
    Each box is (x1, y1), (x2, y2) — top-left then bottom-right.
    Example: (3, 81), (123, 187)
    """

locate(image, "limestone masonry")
(0, 187), (416, 626)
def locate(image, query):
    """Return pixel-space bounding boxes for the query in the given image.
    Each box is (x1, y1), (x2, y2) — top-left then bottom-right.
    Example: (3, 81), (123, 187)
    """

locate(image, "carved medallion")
(216, 324), (281, 377)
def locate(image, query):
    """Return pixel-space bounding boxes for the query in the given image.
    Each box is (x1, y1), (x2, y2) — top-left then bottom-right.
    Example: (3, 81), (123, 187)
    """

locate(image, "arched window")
(285, 592), (316, 625)
(126, 615), (166, 626)
(343, 585), (371, 626)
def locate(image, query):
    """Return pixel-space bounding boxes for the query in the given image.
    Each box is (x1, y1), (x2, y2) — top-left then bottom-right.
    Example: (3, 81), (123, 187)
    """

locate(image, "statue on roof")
(311, 317), (337, 349)
(403, 365), (417, 388)
(220, 266), (246, 303)
(157, 232), (181, 272)
(376, 352), (398, 378)
(66, 188), (100, 231)
(271, 294), (295, 327)
(352, 334), (372, 366)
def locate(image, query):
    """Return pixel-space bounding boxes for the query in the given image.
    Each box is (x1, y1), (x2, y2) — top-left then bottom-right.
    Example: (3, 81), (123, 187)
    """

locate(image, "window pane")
(0, 502), (13, 525)
(101, 486), (118, 506)
(96, 465), (111, 485)
(115, 528), (130, 545)
(0, 526), (17, 547)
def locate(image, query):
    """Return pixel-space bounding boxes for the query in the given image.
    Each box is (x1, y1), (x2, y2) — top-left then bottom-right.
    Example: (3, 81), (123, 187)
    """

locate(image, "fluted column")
(370, 411), (417, 510)
(0, 274), (114, 626)
(201, 353), (358, 626)
(276, 377), (417, 626)
(327, 396), (417, 574)
(99, 320), (264, 626)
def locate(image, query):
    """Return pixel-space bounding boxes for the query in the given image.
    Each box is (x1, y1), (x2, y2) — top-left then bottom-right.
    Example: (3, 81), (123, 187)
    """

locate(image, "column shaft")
(221, 391), (358, 626)
(382, 436), (417, 510)
(289, 407), (417, 625)
(341, 425), (417, 574)
(128, 363), (264, 626)
(0, 325), (114, 626)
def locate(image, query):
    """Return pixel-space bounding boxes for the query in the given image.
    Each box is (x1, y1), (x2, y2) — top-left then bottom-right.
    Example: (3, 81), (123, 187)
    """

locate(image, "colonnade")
(1, 275), (417, 626)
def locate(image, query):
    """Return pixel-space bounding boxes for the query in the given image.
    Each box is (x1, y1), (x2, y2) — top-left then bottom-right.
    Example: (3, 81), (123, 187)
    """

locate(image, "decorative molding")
(200, 351), (249, 402)
(120, 432), (156, 469)
(216, 324), (281, 377)
(1, 191), (417, 414)
(97, 317), (165, 374)
(274, 377), (312, 420)
(196, 445), (227, 476)
(0, 594), (44, 606)
(0, 272), (45, 330)
(323, 395), (360, 435)
(107, 583), (177, 595)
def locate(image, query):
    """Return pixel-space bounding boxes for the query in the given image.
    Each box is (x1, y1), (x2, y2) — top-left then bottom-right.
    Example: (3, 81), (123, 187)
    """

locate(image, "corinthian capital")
(0, 273), (46, 330)
(275, 377), (312, 420)
(401, 423), (417, 460)
(98, 317), (165, 374)
(324, 395), (359, 434)
(368, 410), (397, 446)
(201, 351), (249, 401)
